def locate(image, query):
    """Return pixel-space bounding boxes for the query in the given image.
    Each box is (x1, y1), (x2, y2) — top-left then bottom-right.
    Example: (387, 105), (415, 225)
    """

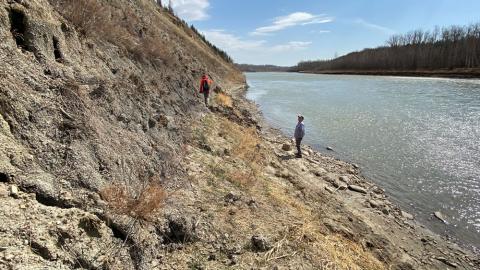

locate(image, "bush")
(100, 182), (166, 221)
(215, 92), (232, 107)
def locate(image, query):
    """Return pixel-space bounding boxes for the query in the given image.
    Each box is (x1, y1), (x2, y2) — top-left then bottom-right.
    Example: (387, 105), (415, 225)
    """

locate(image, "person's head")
(297, 115), (304, 122)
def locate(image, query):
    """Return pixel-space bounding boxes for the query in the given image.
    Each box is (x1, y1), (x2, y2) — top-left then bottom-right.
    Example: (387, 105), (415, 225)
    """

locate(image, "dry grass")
(220, 118), (267, 188)
(49, 0), (172, 63)
(214, 92), (233, 107)
(100, 182), (166, 221)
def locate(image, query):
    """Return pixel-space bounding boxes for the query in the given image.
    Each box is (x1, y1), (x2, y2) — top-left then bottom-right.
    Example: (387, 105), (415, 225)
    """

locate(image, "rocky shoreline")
(232, 84), (480, 269)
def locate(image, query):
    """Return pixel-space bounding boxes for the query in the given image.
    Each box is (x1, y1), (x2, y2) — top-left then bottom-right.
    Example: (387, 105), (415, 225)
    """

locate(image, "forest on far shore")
(292, 23), (480, 74)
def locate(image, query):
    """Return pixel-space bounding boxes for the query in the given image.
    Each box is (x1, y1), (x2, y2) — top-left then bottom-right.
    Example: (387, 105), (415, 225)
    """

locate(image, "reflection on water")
(246, 72), (480, 250)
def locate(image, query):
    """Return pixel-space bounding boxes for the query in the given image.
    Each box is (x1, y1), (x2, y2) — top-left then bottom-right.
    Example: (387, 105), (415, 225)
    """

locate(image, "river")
(245, 72), (480, 250)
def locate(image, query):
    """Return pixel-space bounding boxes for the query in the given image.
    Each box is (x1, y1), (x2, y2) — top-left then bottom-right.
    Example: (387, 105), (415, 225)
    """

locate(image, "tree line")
(154, 0), (233, 63)
(293, 23), (480, 72)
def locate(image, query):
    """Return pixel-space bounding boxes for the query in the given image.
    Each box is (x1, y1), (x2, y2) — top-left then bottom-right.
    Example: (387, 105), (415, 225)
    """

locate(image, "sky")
(165, 0), (480, 66)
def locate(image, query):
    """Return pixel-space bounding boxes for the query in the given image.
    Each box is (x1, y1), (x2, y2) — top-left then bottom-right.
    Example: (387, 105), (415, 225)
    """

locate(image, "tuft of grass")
(100, 182), (166, 221)
(215, 92), (233, 107)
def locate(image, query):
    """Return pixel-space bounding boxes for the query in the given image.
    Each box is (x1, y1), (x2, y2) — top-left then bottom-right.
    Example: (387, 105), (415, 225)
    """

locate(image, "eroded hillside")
(1, 1), (479, 270)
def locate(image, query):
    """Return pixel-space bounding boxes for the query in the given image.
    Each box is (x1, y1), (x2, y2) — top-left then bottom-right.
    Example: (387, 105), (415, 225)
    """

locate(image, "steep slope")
(1, 0), (243, 268)
(1, 1), (479, 270)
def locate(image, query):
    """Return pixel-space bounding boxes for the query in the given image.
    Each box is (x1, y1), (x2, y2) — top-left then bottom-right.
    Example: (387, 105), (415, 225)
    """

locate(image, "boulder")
(368, 199), (383, 208)
(348, 185), (367, 194)
(251, 235), (270, 252)
(281, 143), (292, 151)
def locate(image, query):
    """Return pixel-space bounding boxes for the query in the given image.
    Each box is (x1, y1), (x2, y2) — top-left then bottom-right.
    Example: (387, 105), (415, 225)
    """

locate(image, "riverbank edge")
(232, 82), (480, 268)
(296, 69), (480, 79)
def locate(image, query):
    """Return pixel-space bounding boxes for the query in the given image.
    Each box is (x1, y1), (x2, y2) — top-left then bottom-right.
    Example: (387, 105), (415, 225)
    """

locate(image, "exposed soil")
(0, 0), (479, 269)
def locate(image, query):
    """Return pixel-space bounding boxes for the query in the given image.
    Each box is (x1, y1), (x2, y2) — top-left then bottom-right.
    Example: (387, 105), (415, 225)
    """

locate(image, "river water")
(245, 72), (480, 250)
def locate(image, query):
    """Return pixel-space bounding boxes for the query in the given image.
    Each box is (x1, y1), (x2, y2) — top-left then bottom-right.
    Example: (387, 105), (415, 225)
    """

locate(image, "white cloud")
(252, 12), (333, 35)
(271, 41), (312, 52)
(201, 30), (266, 51)
(201, 30), (312, 56)
(354, 19), (395, 35)
(165, 0), (210, 21)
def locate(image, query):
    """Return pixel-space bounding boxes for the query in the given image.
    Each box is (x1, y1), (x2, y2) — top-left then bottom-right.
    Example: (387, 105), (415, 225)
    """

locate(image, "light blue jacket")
(294, 122), (305, 139)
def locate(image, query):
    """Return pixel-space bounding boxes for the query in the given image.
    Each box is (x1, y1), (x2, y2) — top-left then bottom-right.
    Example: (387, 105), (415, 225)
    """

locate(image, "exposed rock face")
(1, 1), (479, 270)
(1, 0), (242, 268)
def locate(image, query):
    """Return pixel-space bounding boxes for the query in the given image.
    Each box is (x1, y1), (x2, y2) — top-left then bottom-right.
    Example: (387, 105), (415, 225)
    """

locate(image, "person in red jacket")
(199, 74), (212, 107)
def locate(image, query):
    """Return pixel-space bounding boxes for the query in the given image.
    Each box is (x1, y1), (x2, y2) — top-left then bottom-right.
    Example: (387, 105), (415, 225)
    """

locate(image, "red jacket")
(199, 77), (212, 93)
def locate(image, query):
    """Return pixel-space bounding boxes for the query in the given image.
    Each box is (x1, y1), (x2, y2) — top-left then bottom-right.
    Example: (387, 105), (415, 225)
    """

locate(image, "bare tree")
(293, 22), (480, 73)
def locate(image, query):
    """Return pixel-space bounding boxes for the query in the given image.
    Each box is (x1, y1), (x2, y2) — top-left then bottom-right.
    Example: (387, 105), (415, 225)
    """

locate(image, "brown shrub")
(100, 183), (166, 221)
(215, 92), (233, 107)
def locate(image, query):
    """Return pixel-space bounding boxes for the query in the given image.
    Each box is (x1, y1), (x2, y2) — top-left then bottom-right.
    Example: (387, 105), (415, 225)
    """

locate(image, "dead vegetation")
(214, 92), (233, 107)
(49, 0), (172, 63)
(100, 181), (166, 221)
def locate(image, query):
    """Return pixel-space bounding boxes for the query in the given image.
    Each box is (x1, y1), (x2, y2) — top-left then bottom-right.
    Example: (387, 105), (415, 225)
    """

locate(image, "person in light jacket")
(293, 115), (305, 158)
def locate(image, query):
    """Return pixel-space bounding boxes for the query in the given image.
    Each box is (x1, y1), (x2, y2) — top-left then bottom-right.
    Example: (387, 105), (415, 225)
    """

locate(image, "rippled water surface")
(246, 72), (480, 249)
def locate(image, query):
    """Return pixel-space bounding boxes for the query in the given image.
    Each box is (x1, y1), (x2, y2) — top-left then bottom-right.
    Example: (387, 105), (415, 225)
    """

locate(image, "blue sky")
(166, 0), (480, 66)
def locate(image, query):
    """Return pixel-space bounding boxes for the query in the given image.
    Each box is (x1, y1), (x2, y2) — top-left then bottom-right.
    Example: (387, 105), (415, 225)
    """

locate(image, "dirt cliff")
(0, 0), (479, 269)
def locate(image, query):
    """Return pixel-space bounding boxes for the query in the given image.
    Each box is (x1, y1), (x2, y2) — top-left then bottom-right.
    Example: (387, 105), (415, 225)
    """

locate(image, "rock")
(0, 246), (7, 252)
(333, 180), (347, 190)
(348, 185), (367, 194)
(324, 186), (335, 193)
(323, 173), (337, 184)
(251, 235), (270, 252)
(339, 175), (351, 184)
(368, 200), (383, 208)
(352, 164), (359, 169)
(372, 186), (385, 194)
(326, 146), (334, 151)
(435, 257), (458, 268)
(224, 192), (241, 204)
(311, 168), (327, 176)
(401, 211), (414, 220)
(281, 143), (292, 151)
(9, 185), (19, 198)
(382, 208), (390, 215)
(207, 254), (216, 261)
(434, 211), (448, 224)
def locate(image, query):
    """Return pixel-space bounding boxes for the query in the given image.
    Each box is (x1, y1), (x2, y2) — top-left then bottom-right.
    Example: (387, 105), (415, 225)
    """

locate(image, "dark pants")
(295, 138), (302, 156)
(203, 90), (210, 106)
